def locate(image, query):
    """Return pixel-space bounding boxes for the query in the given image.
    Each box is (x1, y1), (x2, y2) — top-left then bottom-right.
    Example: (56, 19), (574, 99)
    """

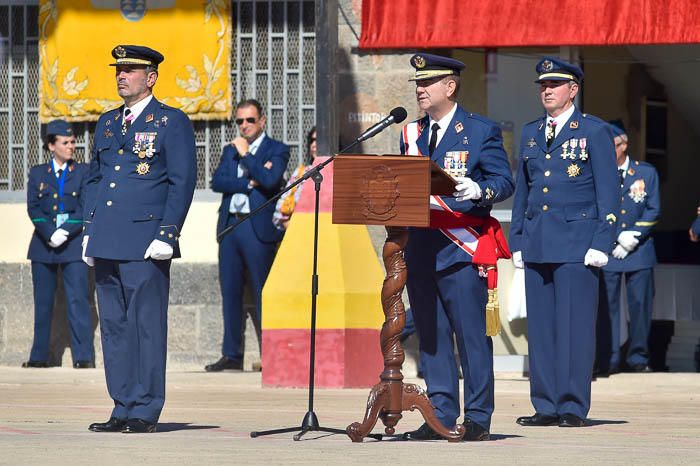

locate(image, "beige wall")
(0, 201), (220, 264)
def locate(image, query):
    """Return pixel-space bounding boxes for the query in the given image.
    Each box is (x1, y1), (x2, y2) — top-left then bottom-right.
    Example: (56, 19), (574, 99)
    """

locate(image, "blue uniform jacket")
(212, 136), (289, 244)
(605, 159), (660, 272)
(510, 108), (619, 263)
(400, 105), (515, 271)
(84, 98), (197, 260)
(27, 160), (87, 263)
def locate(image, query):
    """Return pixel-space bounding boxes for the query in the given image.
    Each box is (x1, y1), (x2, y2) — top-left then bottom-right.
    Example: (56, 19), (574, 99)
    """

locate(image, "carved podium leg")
(346, 227), (465, 442)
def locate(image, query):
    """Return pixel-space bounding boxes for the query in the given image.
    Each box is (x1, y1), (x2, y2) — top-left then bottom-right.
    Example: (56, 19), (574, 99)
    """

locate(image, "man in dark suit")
(690, 205), (700, 242)
(205, 99), (289, 372)
(596, 120), (660, 375)
(24, 119), (94, 369)
(510, 57), (618, 428)
(83, 45), (197, 434)
(399, 53), (514, 441)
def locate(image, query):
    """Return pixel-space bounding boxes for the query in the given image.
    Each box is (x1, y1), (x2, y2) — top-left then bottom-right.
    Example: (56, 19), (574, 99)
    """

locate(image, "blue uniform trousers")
(525, 262), (598, 419)
(218, 213), (276, 361)
(29, 261), (93, 363)
(95, 258), (170, 423)
(407, 263), (492, 430)
(596, 269), (654, 370)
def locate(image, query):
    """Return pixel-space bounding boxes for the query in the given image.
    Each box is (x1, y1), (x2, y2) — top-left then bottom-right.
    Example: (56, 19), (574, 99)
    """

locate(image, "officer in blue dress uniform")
(596, 120), (660, 375)
(400, 53), (514, 441)
(83, 45), (197, 434)
(205, 99), (289, 372)
(510, 57), (619, 428)
(24, 120), (94, 369)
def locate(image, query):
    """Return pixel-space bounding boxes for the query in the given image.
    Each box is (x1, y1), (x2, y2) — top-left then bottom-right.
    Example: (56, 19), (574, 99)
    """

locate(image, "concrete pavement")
(0, 368), (698, 465)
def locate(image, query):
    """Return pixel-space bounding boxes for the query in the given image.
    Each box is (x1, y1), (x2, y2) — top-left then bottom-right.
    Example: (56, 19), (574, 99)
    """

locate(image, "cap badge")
(114, 46), (127, 58)
(413, 55), (426, 69)
(542, 60), (553, 72)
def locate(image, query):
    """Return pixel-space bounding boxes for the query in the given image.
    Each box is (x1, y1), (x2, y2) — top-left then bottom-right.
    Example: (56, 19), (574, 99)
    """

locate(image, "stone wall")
(0, 262), (260, 370)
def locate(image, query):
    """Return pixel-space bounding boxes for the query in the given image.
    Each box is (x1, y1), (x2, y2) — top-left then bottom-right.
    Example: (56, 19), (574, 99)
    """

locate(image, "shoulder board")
(467, 112), (498, 127)
(581, 113), (607, 125)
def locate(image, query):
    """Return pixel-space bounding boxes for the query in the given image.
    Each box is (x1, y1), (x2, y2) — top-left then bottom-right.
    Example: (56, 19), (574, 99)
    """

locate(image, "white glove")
(512, 251), (524, 269)
(144, 239), (174, 260)
(617, 230), (641, 252)
(48, 228), (69, 248)
(453, 177), (482, 201)
(584, 248), (608, 268)
(612, 244), (629, 260)
(81, 235), (94, 267)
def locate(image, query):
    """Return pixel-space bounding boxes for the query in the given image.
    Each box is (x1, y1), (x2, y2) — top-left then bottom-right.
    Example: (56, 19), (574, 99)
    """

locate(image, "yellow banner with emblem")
(39, 0), (231, 122)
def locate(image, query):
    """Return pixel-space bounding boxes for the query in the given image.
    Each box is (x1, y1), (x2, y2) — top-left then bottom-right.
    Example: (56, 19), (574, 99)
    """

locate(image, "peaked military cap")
(110, 45), (164, 68)
(608, 119), (627, 137)
(46, 119), (73, 137)
(409, 53), (465, 81)
(534, 56), (583, 83)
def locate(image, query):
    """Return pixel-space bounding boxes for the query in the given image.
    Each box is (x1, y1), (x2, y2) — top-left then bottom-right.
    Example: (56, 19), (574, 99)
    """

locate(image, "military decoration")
(567, 163), (581, 177)
(104, 128), (114, 138)
(570, 120), (579, 129)
(627, 167), (635, 176)
(628, 179), (647, 203)
(444, 151), (469, 178)
(579, 138), (588, 160)
(106, 119), (111, 126)
(569, 138), (578, 159)
(145, 113), (154, 123)
(484, 187), (494, 200)
(561, 140), (570, 159)
(527, 138), (536, 148)
(545, 123), (555, 143)
(132, 132), (157, 159)
(454, 122), (464, 134)
(136, 162), (150, 175)
(160, 115), (168, 126)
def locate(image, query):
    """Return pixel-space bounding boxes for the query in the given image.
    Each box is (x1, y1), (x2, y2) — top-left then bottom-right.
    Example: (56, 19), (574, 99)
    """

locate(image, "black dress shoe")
(462, 419), (490, 441)
(21, 361), (49, 368)
(89, 417), (127, 432)
(559, 413), (585, 427)
(122, 419), (156, 434)
(402, 423), (442, 441)
(205, 356), (243, 372)
(630, 364), (651, 373)
(73, 361), (95, 369)
(516, 413), (560, 426)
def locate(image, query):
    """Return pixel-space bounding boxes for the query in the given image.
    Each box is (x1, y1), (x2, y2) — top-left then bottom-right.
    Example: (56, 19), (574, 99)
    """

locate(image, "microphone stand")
(236, 136), (382, 441)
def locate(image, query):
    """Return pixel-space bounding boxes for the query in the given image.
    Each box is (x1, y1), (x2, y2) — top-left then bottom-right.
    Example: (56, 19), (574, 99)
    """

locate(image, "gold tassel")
(485, 288), (501, 336)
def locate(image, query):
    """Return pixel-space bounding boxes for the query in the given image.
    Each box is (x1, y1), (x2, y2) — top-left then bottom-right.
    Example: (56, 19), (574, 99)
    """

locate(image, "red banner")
(360, 0), (700, 49)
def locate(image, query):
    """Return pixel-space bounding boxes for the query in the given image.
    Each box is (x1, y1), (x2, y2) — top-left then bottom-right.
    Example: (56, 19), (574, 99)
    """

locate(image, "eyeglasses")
(235, 117), (257, 125)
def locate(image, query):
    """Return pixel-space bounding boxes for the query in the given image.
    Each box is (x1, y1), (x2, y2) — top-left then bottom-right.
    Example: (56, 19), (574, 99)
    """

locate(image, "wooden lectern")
(332, 154), (465, 442)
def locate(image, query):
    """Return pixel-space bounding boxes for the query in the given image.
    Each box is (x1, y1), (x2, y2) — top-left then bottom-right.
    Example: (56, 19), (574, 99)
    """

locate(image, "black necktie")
(122, 108), (133, 135)
(619, 169), (625, 188)
(56, 168), (63, 179)
(428, 122), (440, 157)
(546, 120), (556, 147)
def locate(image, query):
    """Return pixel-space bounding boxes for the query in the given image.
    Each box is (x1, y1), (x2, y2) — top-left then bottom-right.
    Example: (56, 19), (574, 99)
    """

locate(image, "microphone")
(356, 107), (408, 142)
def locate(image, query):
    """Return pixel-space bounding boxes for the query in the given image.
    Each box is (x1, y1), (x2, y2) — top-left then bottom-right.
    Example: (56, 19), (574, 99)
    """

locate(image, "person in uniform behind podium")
(399, 53), (515, 441)
(24, 119), (94, 369)
(83, 45), (197, 434)
(510, 57), (618, 428)
(595, 120), (660, 376)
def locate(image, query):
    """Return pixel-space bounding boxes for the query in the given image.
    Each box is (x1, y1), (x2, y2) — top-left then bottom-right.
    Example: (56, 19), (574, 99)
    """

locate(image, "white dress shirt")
(229, 132), (266, 214)
(429, 103), (458, 149)
(547, 104), (576, 138)
(123, 94), (153, 122)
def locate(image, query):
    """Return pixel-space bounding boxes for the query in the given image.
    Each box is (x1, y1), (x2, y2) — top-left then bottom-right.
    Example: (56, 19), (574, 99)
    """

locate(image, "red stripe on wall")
(262, 328), (383, 388)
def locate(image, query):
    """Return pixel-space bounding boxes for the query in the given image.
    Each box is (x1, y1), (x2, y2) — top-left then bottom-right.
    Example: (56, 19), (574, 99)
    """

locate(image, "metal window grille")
(0, 0), (315, 198)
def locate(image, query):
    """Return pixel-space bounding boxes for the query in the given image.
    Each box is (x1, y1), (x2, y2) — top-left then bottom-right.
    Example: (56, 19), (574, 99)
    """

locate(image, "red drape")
(360, 0), (700, 49)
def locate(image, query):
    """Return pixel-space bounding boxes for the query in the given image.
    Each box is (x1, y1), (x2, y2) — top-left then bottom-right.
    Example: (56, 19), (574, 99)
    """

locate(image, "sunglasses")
(235, 117), (257, 125)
